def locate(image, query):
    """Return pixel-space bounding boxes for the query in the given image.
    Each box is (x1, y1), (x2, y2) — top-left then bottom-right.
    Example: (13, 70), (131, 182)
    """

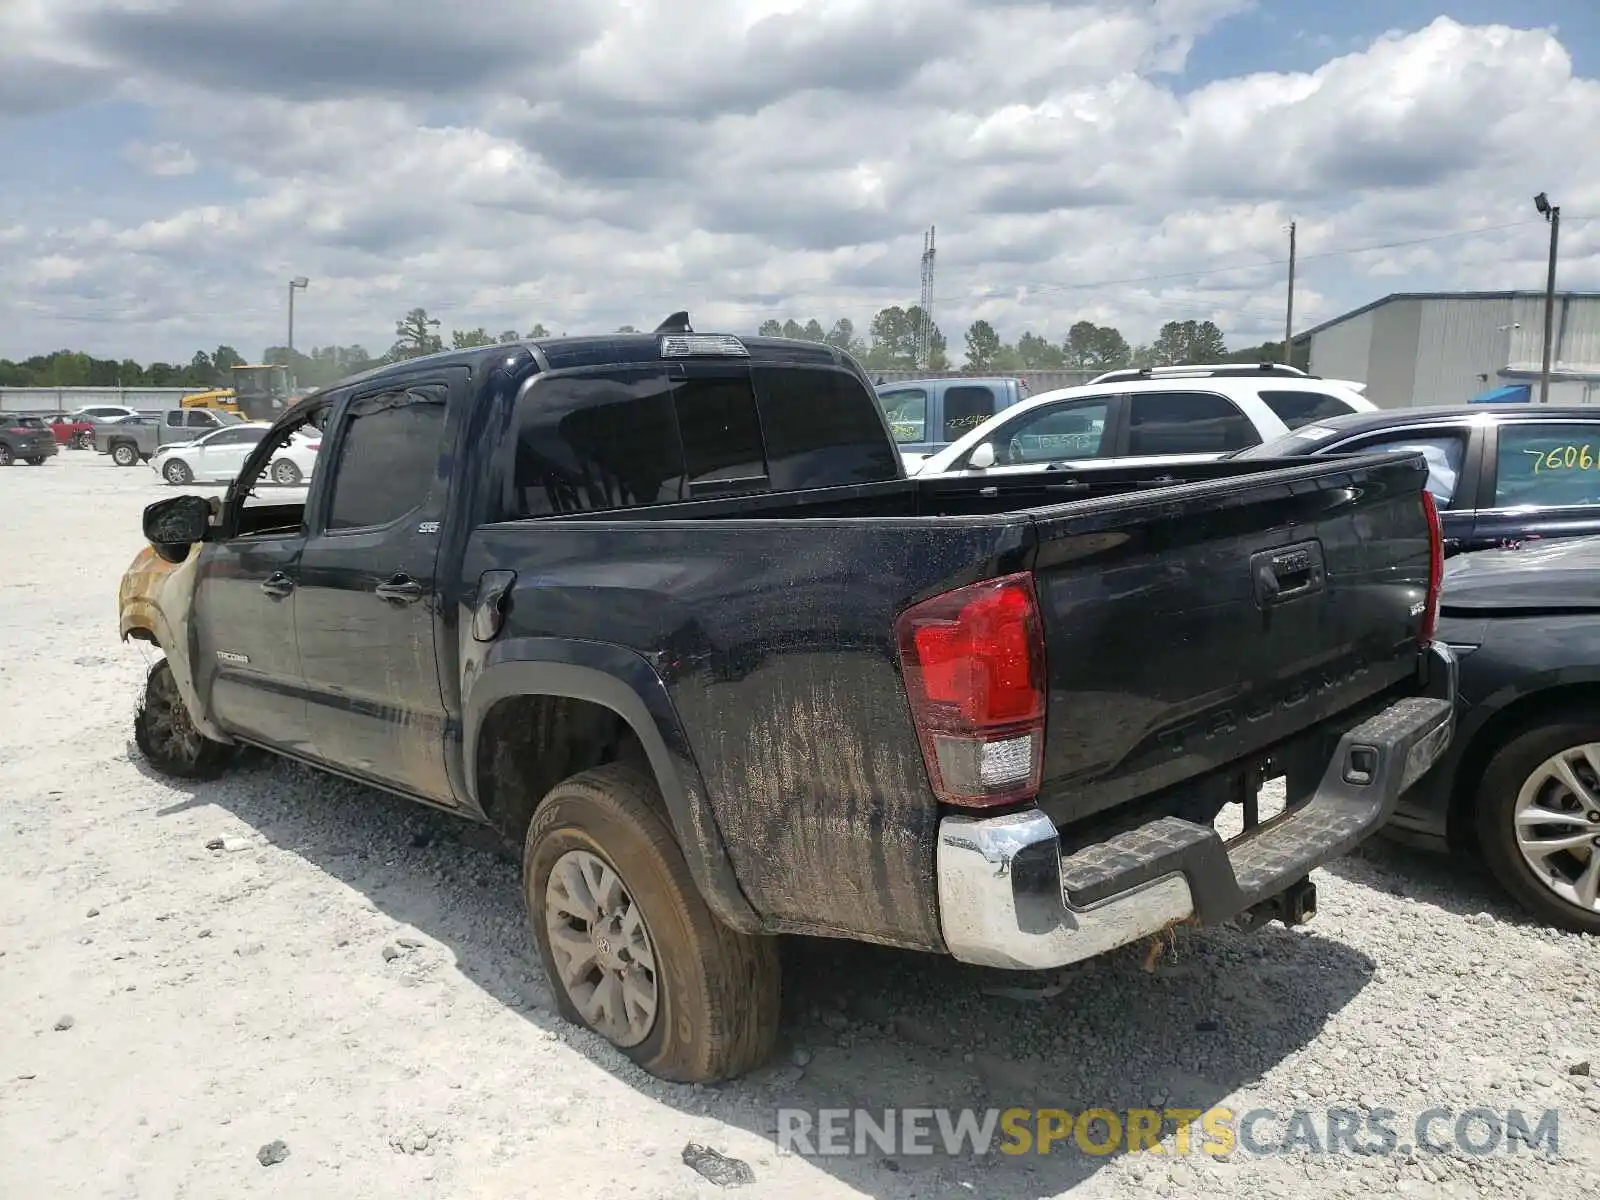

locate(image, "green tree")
(525, 323), (551, 338)
(1015, 331), (1064, 370)
(392, 308), (444, 359)
(964, 320), (1003, 371)
(824, 318), (866, 358)
(1150, 322), (1187, 366)
(212, 345), (245, 379)
(1063, 321), (1130, 369)
(758, 319), (783, 337)
(616, 325), (638, 333)
(451, 327), (495, 349)
(498, 330), (522, 344)
(866, 306), (919, 370)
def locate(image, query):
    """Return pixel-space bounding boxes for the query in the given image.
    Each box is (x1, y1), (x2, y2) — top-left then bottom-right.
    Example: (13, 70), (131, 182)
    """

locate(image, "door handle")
(260, 572), (295, 599)
(375, 575), (424, 604)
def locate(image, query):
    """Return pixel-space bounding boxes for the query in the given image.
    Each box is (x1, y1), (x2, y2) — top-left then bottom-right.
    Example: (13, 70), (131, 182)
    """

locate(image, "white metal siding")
(1412, 296), (1517, 407)
(0, 386), (208, 413)
(1309, 311), (1373, 387)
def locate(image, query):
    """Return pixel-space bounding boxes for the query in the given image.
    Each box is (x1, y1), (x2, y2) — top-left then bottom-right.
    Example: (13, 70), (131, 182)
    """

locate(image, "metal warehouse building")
(1297, 291), (1600, 408)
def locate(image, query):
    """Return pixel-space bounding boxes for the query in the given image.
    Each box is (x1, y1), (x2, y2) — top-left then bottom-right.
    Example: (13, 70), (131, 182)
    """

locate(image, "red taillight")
(896, 572), (1046, 808)
(305, 440), (320, 451)
(1420, 489), (1444, 645)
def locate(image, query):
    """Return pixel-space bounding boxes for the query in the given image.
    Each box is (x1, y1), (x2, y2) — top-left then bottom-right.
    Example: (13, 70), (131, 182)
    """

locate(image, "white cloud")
(123, 140), (198, 176)
(0, 5), (1597, 363)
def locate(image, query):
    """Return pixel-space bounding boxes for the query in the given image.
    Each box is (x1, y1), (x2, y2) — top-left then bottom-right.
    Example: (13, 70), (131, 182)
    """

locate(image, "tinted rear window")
(754, 366), (898, 489)
(1259, 390), (1357, 430)
(507, 364), (897, 517)
(507, 370), (685, 517)
(1126, 391), (1258, 454)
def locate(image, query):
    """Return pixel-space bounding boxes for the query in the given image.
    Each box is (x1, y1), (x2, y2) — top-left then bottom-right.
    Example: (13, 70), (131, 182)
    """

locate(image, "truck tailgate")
(1028, 453), (1432, 823)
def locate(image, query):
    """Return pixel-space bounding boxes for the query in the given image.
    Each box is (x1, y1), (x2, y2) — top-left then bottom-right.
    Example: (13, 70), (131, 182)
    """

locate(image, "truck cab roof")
(326, 324), (861, 396)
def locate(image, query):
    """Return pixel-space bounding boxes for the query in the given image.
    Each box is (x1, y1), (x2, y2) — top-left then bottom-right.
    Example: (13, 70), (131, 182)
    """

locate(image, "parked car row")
(884, 363), (1377, 476)
(151, 422), (319, 486)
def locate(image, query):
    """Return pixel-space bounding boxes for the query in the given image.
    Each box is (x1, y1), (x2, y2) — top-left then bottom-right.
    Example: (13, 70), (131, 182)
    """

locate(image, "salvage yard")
(4, 453), (1600, 1199)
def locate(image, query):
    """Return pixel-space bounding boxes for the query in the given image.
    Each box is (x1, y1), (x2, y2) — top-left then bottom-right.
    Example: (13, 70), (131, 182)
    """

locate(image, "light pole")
(1534, 194), (1559, 404)
(287, 276), (309, 389)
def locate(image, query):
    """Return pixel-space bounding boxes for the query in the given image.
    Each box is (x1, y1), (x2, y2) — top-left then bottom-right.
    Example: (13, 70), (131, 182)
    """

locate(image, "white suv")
(911, 364), (1377, 478)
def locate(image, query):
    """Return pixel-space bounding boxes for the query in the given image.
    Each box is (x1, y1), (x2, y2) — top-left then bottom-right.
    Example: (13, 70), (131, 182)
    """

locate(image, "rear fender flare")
(462, 639), (761, 932)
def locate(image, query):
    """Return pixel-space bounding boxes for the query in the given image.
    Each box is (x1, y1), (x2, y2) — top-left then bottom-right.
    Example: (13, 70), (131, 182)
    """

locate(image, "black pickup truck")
(121, 317), (1456, 1082)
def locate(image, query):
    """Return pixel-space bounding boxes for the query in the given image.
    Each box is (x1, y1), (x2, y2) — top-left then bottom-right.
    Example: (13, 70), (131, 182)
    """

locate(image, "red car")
(48, 414), (97, 449)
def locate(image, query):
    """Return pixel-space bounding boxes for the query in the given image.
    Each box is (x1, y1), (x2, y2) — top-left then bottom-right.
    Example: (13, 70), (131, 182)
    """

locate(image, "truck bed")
(460, 451), (1436, 950)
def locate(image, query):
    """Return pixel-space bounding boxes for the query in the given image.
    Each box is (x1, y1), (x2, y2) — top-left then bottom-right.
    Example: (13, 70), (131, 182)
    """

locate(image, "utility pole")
(1534, 193), (1560, 404)
(287, 276), (309, 390)
(1284, 220), (1296, 368)
(917, 226), (937, 370)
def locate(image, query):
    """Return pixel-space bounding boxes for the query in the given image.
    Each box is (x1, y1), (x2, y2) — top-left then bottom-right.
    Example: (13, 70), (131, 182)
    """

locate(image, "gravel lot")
(3, 452), (1600, 1199)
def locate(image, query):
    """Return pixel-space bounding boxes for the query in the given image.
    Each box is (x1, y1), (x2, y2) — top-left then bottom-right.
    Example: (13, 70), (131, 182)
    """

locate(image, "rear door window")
(508, 370), (684, 518)
(942, 385), (996, 442)
(324, 389), (448, 531)
(1259, 390), (1358, 430)
(990, 398), (1112, 465)
(879, 388), (928, 444)
(1492, 423), (1600, 509)
(1126, 391), (1259, 455)
(1338, 431), (1468, 505)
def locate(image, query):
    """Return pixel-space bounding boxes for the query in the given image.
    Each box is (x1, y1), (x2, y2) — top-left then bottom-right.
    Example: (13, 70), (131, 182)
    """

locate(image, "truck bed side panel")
(465, 517), (1032, 950)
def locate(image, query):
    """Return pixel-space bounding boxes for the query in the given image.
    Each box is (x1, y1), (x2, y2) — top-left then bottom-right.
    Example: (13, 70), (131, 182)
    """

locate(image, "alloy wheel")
(1513, 743), (1600, 913)
(543, 848), (660, 1047)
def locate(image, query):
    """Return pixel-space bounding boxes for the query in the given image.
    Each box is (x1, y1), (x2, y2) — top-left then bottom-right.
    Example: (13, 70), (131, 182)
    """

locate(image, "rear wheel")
(271, 459), (302, 486)
(1475, 714), (1600, 934)
(134, 659), (234, 780)
(111, 442), (139, 467)
(0, 444), (12, 466)
(24, 456), (46, 466)
(523, 764), (780, 1082)
(163, 458), (194, 485)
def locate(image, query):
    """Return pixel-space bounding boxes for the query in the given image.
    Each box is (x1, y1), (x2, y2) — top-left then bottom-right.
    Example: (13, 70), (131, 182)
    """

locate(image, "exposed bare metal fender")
(117, 543), (235, 745)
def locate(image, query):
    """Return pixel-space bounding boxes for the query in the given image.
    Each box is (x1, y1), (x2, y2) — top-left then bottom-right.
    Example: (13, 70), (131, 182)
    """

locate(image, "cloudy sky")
(2, 0), (1598, 363)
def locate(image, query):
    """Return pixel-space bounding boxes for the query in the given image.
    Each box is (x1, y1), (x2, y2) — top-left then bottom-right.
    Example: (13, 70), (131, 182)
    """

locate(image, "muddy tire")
(134, 658), (234, 780)
(523, 764), (780, 1083)
(111, 441), (139, 467)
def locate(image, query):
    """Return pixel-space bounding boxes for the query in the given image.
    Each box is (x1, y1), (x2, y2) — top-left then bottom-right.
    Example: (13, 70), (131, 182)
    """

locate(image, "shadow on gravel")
(1320, 834), (1544, 929)
(134, 748), (1378, 1198)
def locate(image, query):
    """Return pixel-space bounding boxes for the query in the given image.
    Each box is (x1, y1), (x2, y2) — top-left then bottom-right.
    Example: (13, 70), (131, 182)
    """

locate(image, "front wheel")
(111, 442), (139, 467)
(163, 458), (194, 485)
(524, 764), (780, 1082)
(0, 444), (12, 466)
(133, 659), (235, 780)
(1475, 715), (1600, 934)
(270, 459), (302, 486)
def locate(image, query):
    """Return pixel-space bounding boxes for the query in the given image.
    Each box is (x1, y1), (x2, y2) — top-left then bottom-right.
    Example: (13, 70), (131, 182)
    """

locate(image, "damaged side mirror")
(143, 494), (214, 563)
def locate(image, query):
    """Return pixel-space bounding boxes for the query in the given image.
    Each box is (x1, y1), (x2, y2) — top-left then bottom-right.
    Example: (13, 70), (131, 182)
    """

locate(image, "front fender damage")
(118, 544), (233, 745)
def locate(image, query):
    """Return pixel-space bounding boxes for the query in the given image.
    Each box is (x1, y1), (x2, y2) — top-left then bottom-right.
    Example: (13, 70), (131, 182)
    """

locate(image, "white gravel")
(3, 452), (1600, 1198)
